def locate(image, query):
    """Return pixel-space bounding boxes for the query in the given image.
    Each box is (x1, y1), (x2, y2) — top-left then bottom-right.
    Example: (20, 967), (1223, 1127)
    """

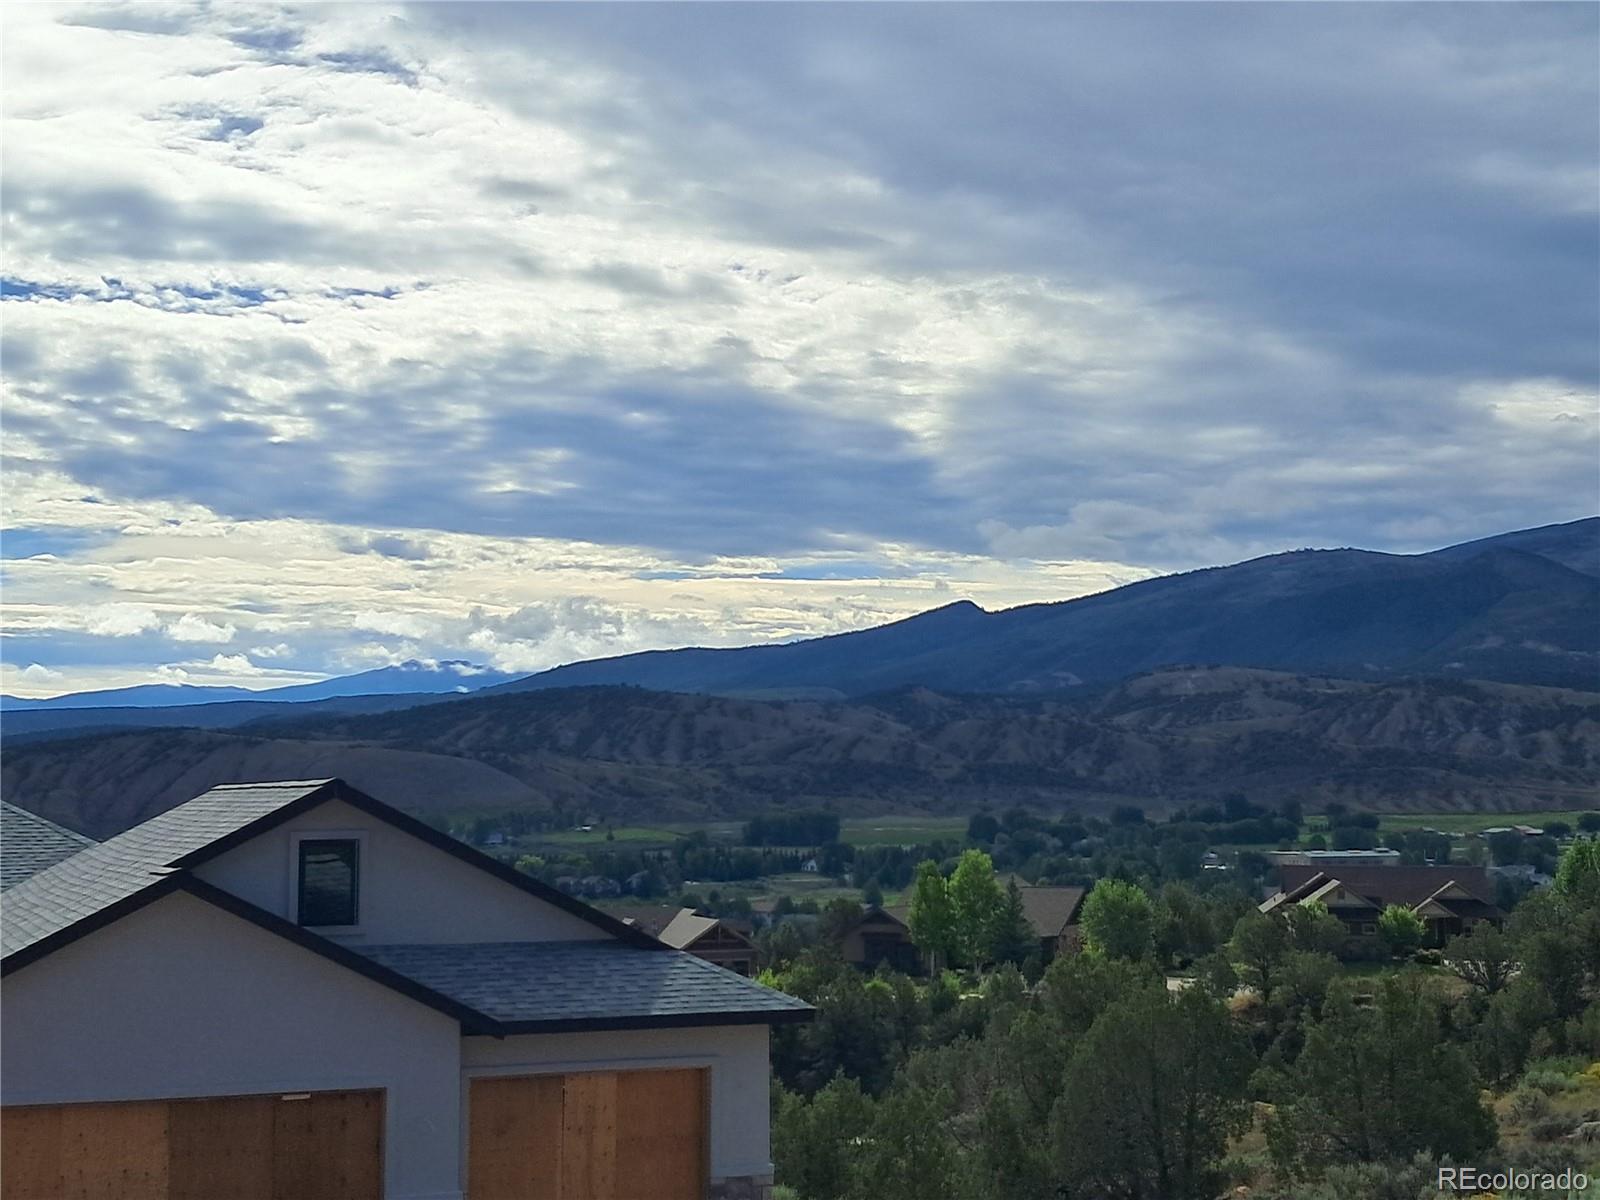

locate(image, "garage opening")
(468, 1068), (708, 1200)
(0, 1088), (383, 1200)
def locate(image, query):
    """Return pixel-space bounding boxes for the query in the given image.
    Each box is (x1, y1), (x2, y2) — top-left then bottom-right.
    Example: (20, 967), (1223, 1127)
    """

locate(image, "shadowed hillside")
(484, 519), (1599, 697)
(5, 668), (1595, 838)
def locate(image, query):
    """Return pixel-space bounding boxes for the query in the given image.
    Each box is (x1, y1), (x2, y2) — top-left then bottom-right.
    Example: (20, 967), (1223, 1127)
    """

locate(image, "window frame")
(289, 831), (367, 933)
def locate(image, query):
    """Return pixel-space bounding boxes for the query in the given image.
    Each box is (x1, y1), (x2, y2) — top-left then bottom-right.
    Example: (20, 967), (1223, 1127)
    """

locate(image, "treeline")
(763, 840), (1600, 1200)
(744, 811), (841, 846)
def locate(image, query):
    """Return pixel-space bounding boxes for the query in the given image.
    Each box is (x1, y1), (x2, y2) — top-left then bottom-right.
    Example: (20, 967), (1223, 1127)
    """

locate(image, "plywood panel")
(59, 1100), (168, 1200)
(468, 1074), (564, 1200)
(560, 1073), (617, 1200)
(2, 1089), (381, 1200)
(167, 1093), (275, 1200)
(615, 1069), (707, 1200)
(272, 1090), (383, 1200)
(1, 1105), (64, 1200)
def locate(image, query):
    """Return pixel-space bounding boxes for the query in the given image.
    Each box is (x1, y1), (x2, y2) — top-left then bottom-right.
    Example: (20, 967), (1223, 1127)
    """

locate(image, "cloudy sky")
(2, 3), (1596, 697)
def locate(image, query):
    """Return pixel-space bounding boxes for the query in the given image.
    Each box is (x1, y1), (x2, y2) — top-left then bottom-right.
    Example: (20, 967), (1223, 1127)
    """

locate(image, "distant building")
(1015, 885), (1087, 962)
(842, 885), (1088, 974)
(1260, 864), (1503, 946)
(841, 906), (921, 974)
(1268, 848), (1402, 868)
(614, 906), (759, 976)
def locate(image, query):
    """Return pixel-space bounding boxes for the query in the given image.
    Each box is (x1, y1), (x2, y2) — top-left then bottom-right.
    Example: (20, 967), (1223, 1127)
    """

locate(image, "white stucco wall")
(193, 798), (604, 945)
(0, 892), (465, 1200)
(461, 1023), (772, 1184)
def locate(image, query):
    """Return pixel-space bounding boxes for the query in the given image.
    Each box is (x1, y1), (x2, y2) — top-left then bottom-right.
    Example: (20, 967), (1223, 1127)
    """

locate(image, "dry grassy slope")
(0, 731), (549, 840)
(4, 669), (1595, 838)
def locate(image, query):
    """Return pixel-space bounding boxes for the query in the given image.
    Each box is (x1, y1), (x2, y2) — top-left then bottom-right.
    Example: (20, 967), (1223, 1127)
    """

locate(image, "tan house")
(1, 780), (809, 1200)
(1260, 864), (1504, 946)
(615, 906), (759, 976)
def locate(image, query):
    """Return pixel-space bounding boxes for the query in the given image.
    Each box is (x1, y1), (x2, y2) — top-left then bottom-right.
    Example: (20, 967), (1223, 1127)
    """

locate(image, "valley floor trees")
(768, 837), (1600, 1200)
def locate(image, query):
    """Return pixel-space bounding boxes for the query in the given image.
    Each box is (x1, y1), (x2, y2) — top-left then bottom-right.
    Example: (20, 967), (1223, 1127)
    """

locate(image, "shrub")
(1528, 1115), (1572, 1142)
(1508, 1087), (1551, 1123)
(1523, 1070), (1575, 1095)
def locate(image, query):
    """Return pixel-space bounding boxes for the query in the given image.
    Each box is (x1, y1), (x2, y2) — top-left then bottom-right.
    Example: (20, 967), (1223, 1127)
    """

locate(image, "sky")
(2, 3), (1597, 698)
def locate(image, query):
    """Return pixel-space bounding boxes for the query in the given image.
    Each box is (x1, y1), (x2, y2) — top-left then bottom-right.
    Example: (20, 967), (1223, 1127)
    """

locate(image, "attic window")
(297, 838), (360, 927)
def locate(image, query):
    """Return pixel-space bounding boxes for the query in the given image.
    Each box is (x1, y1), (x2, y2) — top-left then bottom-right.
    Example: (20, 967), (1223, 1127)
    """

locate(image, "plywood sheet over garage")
(1, 1089), (382, 1200)
(469, 1068), (707, 1200)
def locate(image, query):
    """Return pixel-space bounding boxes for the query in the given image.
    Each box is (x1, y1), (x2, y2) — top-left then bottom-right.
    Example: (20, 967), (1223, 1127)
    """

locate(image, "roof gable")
(1017, 886), (1086, 937)
(2, 778), (657, 966)
(1278, 863), (1497, 907)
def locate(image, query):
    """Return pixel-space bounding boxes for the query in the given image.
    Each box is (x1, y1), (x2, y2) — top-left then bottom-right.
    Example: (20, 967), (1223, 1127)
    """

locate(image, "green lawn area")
(662, 814), (968, 848)
(530, 825), (683, 847)
(839, 816), (969, 846)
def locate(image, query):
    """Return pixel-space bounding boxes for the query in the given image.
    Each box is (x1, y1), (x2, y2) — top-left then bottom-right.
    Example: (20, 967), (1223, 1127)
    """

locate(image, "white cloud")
(167, 612), (238, 643)
(82, 604), (161, 637)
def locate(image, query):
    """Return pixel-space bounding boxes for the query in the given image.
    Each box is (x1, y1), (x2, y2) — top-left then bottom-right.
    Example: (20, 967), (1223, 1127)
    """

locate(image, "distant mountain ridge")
(3, 519), (1594, 747)
(2, 659), (521, 711)
(492, 518), (1599, 697)
(5, 667), (1595, 839)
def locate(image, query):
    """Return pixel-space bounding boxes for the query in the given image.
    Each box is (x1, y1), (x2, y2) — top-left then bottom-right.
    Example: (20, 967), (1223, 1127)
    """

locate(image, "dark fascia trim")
(177, 876), (502, 1035)
(169, 779), (662, 951)
(479, 1006), (816, 1037)
(0, 871), (188, 978)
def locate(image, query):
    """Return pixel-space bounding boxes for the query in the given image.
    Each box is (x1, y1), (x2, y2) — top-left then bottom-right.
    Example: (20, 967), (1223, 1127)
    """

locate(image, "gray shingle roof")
(1, 802), (96, 891)
(1017, 885), (1086, 938)
(354, 940), (812, 1029)
(1, 781), (336, 958)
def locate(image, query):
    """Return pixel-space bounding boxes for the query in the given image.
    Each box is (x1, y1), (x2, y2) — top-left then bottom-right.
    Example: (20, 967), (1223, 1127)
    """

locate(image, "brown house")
(1017, 885), (1087, 962)
(841, 905), (922, 974)
(614, 906), (759, 976)
(1261, 864), (1504, 946)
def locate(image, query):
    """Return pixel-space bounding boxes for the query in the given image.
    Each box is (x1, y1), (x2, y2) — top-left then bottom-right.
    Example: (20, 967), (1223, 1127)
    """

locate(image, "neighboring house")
(1260, 864), (1503, 946)
(1016, 885), (1086, 962)
(615, 906), (759, 977)
(0, 801), (95, 891)
(1, 779), (810, 1200)
(841, 905), (922, 974)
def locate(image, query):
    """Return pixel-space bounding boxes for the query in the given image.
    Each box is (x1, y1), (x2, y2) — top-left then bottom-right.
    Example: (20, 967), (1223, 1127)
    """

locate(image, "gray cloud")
(3, 2), (1596, 692)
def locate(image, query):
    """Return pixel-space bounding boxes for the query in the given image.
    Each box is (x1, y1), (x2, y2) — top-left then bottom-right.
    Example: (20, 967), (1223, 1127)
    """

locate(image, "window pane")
(298, 839), (359, 926)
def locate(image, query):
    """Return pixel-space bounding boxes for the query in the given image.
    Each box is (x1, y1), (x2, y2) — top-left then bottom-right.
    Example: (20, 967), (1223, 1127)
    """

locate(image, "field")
(534, 814), (970, 850)
(839, 816), (969, 846)
(1373, 809), (1594, 835)
(510, 806), (1595, 857)
(528, 825), (682, 848)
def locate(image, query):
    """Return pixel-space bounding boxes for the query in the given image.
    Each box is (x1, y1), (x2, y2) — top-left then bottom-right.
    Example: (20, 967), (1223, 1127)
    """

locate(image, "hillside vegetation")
(6, 667), (1595, 839)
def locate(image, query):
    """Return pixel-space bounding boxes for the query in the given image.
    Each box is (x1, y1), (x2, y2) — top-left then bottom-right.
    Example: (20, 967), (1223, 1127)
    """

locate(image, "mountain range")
(2, 659), (521, 710)
(2, 518), (1595, 835)
(493, 519), (1598, 697)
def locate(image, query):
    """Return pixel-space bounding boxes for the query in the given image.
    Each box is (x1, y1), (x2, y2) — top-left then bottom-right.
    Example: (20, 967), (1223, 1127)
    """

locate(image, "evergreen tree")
(1229, 909), (1294, 1001)
(1052, 984), (1253, 1200)
(1267, 977), (1496, 1177)
(987, 879), (1038, 966)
